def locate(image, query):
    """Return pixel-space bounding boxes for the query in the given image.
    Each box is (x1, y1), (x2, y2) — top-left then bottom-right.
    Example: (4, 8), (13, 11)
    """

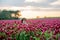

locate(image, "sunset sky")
(0, 0), (60, 18)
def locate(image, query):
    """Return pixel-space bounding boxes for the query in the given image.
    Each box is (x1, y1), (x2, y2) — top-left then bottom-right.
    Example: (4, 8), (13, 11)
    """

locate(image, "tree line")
(0, 9), (21, 20)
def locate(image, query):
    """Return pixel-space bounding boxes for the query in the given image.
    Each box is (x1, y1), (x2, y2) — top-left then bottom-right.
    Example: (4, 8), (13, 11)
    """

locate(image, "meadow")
(0, 18), (60, 40)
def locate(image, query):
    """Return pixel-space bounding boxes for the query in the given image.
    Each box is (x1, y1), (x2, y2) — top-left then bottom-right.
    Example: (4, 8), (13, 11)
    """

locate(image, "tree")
(0, 10), (21, 20)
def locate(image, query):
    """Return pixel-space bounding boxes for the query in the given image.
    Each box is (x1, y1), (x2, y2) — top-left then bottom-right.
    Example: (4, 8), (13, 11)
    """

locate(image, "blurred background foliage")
(0, 10), (21, 20)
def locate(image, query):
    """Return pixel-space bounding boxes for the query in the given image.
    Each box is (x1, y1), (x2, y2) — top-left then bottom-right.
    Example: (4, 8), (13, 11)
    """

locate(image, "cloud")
(24, 0), (46, 3)
(0, 6), (60, 18)
(0, 6), (60, 11)
(0, 0), (57, 8)
(50, 0), (60, 5)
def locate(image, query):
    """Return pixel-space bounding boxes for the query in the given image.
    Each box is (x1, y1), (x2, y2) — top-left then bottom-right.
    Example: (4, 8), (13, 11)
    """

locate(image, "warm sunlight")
(0, 0), (60, 40)
(20, 6), (60, 18)
(0, 6), (60, 19)
(21, 10), (60, 18)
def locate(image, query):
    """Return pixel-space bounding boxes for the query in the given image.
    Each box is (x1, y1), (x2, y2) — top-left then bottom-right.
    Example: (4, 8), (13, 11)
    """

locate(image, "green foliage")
(16, 31), (35, 40)
(0, 31), (59, 40)
(33, 37), (40, 40)
(0, 32), (6, 39)
(16, 31), (54, 40)
(16, 31), (28, 40)
(44, 31), (52, 40)
(0, 32), (6, 36)
(56, 33), (60, 40)
(0, 10), (20, 20)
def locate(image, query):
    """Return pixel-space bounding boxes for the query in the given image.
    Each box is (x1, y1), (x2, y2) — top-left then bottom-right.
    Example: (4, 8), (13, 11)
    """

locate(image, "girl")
(21, 18), (28, 26)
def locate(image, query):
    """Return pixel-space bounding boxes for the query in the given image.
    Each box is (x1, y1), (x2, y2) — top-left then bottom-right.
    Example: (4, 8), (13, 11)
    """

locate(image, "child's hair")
(21, 18), (26, 23)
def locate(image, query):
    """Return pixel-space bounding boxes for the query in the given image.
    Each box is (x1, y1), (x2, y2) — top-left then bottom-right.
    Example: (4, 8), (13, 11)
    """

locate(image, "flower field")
(0, 18), (60, 40)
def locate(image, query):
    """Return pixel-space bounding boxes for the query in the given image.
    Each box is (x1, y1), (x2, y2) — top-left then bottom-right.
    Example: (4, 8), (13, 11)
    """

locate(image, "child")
(21, 18), (28, 26)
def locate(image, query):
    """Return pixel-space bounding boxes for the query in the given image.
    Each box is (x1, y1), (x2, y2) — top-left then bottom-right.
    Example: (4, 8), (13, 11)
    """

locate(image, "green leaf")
(44, 31), (51, 40)
(37, 31), (42, 35)
(16, 31), (30, 40)
(33, 37), (40, 40)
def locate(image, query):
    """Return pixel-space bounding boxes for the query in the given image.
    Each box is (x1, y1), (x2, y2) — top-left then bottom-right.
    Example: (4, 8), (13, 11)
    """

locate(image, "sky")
(0, 0), (60, 18)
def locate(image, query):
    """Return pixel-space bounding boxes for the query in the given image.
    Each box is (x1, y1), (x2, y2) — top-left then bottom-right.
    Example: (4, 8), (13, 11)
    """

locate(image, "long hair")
(21, 18), (26, 23)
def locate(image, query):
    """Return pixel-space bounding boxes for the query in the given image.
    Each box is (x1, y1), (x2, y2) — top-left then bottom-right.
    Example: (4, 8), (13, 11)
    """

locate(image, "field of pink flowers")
(0, 18), (60, 40)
